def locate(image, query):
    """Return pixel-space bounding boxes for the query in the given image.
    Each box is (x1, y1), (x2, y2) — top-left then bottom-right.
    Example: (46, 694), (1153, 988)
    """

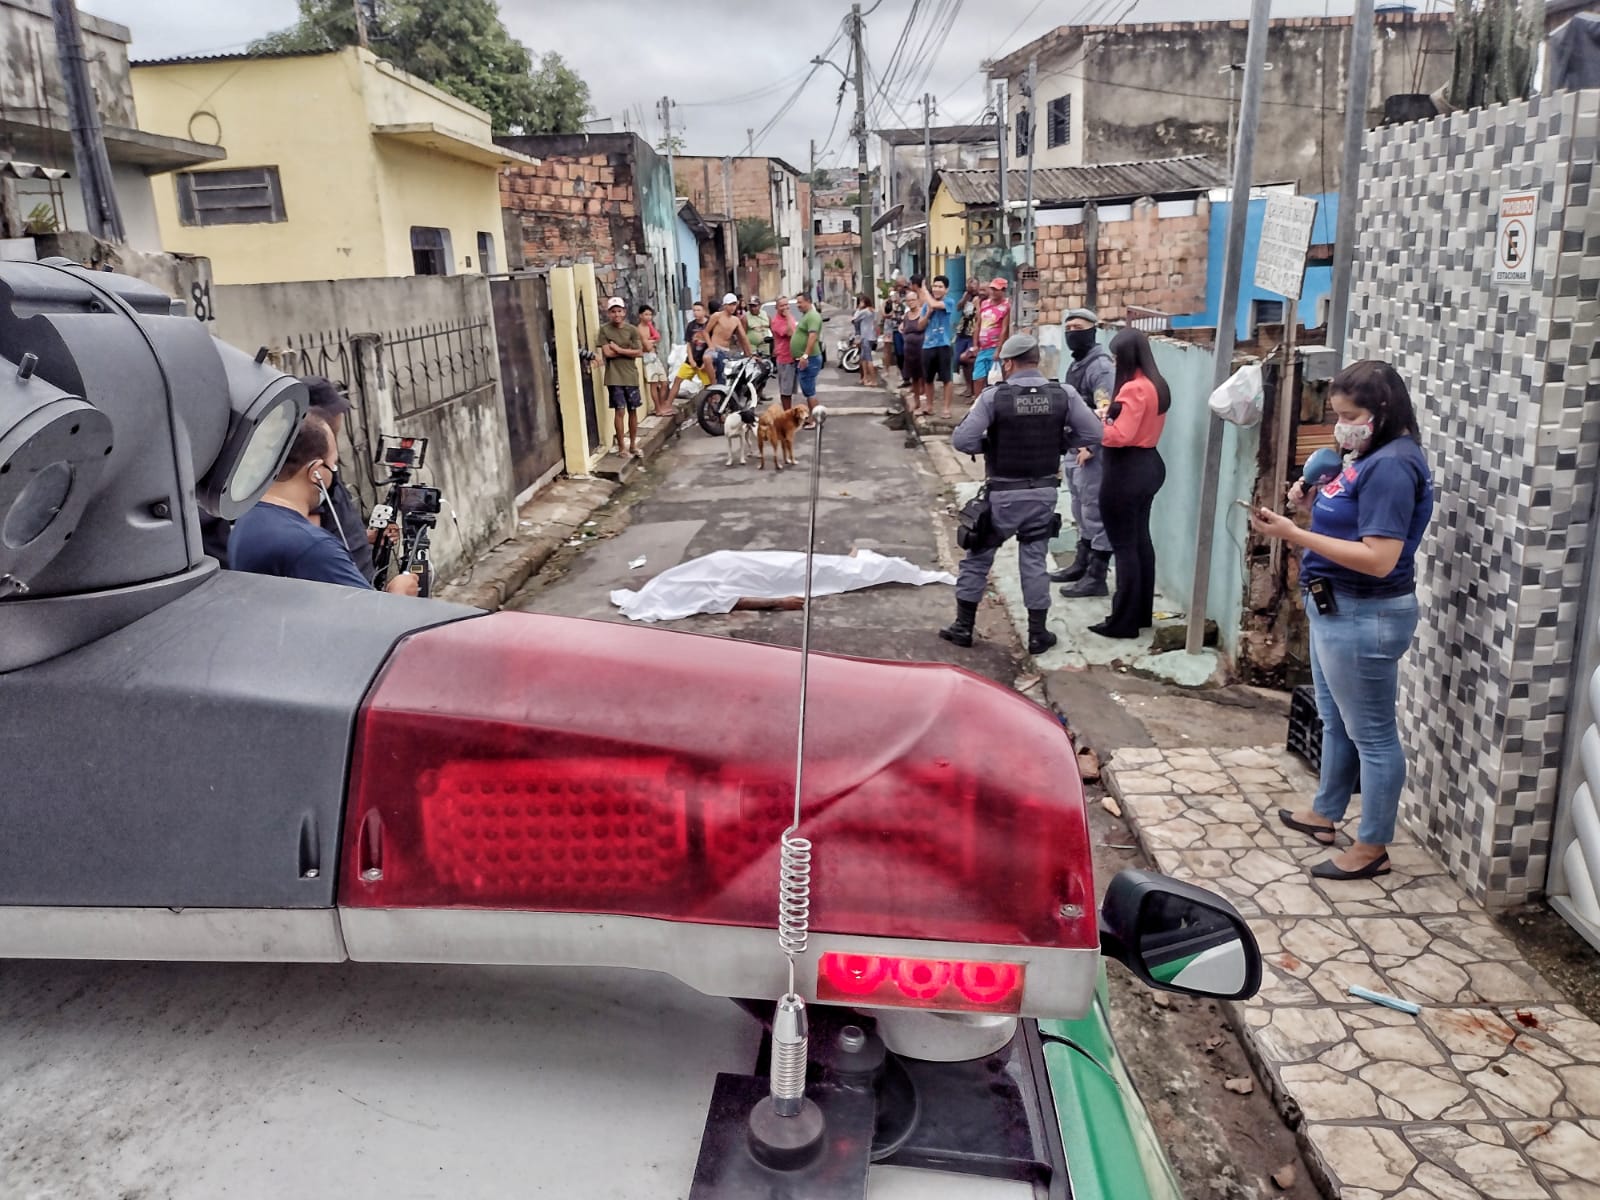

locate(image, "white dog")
(723, 409), (758, 464)
(724, 407), (758, 466)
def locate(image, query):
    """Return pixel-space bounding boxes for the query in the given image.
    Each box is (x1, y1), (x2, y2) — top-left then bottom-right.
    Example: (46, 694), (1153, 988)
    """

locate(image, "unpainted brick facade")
(500, 151), (642, 300)
(1031, 196), (1210, 326)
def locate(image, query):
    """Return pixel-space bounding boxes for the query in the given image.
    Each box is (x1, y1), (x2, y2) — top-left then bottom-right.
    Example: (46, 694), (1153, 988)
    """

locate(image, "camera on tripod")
(370, 434), (444, 596)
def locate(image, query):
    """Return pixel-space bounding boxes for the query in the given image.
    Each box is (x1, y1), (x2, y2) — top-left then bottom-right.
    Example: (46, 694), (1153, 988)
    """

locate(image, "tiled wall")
(1346, 90), (1600, 906)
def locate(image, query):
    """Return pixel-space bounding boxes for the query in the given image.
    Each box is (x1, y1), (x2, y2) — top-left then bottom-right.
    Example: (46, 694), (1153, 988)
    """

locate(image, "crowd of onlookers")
(846, 275), (1014, 421)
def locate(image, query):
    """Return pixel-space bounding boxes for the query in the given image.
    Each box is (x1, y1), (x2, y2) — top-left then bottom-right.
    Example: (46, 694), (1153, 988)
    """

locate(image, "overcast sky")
(94, 0), (1369, 169)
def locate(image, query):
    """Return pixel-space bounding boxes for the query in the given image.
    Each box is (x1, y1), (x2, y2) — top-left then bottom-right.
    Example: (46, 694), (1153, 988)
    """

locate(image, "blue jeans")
(1307, 591), (1420, 845)
(796, 355), (822, 399)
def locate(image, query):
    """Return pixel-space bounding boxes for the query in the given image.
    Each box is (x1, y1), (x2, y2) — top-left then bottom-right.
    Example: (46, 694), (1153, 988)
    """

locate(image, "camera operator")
(304, 376), (388, 582)
(231, 411), (420, 595)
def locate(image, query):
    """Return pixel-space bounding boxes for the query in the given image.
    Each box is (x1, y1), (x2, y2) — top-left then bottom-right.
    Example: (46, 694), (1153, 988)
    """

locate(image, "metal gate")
(490, 274), (565, 495)
(1552, 554), (1600, 951)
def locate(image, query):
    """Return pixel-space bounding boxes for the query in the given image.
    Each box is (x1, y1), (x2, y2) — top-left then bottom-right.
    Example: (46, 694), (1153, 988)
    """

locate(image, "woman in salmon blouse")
(1092, 328), (1172, 639)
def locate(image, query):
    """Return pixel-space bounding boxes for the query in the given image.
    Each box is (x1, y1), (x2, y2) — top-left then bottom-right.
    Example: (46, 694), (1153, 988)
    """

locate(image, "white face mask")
(1334, 419), (1374, 452)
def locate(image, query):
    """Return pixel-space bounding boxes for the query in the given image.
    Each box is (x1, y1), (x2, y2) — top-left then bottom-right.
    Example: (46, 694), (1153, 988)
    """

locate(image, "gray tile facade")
(1346, 90), (1600, 907)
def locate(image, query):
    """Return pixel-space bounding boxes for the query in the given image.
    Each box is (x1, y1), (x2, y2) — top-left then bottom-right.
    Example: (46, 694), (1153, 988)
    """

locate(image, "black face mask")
(1066, 328), (1097, 359)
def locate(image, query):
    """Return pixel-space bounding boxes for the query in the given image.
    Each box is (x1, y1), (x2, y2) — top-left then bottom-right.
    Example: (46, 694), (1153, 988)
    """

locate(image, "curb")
(1098, 760), (1340, 1199)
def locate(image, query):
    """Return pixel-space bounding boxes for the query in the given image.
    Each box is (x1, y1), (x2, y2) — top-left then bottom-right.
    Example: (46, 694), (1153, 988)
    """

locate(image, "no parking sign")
(1493, 190), (1538, 287)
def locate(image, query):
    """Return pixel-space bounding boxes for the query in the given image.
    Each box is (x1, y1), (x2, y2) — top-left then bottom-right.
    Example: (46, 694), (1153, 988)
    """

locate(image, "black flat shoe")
(1310, 852), (1390, 880)
(1278, 808), (1337, 845)
(1088, 621), (1140, 639)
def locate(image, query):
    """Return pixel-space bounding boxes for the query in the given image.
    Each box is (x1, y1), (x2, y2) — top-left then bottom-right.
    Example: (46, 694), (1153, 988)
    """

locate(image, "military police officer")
(941, 333), (1104, 655)
(1050, 307), (1116, 597)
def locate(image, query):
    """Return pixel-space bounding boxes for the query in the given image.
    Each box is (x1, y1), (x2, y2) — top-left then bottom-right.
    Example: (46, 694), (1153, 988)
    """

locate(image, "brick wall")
(673, 155), (776, 224)
(1032, 196), (1210, 325)
(500, 150), (644, 298)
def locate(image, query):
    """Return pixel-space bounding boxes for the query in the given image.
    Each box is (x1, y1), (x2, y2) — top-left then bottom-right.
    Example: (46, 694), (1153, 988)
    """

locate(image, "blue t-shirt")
(923, 299), (953, 348)
(1301, 437), (1433, 598)
(230, 501), (373, 589)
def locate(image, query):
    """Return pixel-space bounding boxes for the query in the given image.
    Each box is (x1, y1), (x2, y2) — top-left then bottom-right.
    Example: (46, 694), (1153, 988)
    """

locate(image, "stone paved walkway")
(1105, 746), (1600, 1200)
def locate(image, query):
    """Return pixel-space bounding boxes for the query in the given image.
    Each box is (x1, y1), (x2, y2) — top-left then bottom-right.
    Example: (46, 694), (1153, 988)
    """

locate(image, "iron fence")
(382, 319), (497, 419)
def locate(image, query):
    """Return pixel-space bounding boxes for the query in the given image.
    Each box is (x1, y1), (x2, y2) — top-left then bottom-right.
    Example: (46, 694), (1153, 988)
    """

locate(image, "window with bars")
(1047, 96), (1071, 148)
(175, 167), (286, 226)
(1015, 110), (1031, 158)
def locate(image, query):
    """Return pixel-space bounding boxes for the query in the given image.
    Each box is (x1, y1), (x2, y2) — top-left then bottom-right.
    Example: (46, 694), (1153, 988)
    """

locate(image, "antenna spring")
(777, 830), (812, 962)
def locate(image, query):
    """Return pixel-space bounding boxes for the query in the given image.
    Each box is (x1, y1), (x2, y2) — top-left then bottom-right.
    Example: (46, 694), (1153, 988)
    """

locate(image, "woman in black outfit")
(1091, 329), (1172, 640)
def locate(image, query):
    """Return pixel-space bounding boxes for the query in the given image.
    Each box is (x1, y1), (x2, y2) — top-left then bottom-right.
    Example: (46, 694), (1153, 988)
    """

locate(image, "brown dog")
(756, 402), (809, 471)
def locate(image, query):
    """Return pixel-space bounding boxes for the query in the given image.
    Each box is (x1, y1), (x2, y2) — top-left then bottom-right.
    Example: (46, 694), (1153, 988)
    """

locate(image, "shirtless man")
(704, 292), (753, 383)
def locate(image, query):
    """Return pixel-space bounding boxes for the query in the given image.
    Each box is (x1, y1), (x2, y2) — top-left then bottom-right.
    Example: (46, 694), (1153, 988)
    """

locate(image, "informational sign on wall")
(1493, 190), (1538, 287)
(1254, 194), (1319, 299)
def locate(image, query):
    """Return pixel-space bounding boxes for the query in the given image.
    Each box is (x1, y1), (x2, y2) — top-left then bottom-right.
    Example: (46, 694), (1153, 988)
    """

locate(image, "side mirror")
(1099, 869), (1262, 1001)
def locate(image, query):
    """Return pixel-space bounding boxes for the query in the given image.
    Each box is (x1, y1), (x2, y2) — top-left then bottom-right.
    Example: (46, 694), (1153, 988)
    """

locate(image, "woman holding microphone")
(1250, 360), (1434, 881)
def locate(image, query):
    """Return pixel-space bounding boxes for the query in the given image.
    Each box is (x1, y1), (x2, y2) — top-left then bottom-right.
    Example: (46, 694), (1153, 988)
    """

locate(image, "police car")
(0, 260), (1260, 1199)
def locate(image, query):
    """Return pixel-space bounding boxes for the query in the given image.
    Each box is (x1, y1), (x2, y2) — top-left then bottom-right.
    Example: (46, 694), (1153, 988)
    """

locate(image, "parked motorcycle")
(836, 336), (861, 374)
(696, 354), (773, 436)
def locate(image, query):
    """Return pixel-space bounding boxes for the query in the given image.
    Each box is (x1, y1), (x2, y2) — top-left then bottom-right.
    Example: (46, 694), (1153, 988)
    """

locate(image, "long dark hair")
(1109, 328), (1172, 414)
(1329, 360), (1420, 452)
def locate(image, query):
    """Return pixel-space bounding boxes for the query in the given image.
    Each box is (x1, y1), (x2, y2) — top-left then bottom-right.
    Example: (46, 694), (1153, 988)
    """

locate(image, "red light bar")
(817, 952), (1025, 1014)
(340, 612), (1097, 957)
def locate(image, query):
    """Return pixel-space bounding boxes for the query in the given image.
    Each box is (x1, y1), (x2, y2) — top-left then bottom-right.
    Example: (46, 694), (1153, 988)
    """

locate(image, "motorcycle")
(836, 336), (861, 374)
(696, 353), (773, 436)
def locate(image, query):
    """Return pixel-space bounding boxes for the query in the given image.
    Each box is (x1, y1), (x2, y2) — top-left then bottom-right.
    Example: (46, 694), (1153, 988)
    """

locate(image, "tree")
(527, 52), (590, 135)
(736, 217), (778, 264)
(249, 0), (591, 134)
(1449, 0), (1543, 109)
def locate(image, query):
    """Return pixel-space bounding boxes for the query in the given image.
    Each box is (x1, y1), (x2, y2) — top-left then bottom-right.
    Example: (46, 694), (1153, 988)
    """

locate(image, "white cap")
(722, 292), (739, 305)
(605, 296), (625, 309)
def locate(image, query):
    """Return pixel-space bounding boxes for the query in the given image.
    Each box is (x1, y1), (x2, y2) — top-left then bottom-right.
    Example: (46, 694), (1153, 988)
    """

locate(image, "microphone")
(1301, 447), (1344, 490)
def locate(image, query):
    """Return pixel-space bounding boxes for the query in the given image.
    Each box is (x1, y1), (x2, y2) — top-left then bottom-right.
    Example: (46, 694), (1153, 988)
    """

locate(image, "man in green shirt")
(596, 297), (645, 456)
(789, 292), (824, 412)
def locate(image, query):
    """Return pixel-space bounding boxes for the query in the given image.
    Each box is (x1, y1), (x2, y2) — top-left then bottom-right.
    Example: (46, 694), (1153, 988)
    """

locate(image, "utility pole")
(658, 95), (682, 338)
(850, 3), (874, 300)
(1185, 0), (1270, 655)
(50, 0), (122, 244)
(351, 0), (369, 47)
(994, 79), (1009, 263)
(1023, 56), (1038, 264)
(921, 92), (934, 272)
(808, 137), (817, 292)
(1326, 0), (1375, 364)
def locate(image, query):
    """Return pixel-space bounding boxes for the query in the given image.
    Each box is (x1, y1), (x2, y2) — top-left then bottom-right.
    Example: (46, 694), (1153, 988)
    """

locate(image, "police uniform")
(1055, 307), (1116, 594)
(942, 334), (1102, 655)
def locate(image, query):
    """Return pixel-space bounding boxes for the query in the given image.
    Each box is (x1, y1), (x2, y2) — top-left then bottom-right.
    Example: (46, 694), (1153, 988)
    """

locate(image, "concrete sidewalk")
(923, 438), (1225, 687)
(1105, 747), (1600, 1200)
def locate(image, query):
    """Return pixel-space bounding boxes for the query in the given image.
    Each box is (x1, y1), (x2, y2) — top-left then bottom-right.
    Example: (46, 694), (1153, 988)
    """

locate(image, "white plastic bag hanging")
(1208, 362), (1265, 426)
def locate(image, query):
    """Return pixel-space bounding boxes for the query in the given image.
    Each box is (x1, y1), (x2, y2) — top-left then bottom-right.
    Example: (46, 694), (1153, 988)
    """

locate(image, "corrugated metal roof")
(875, 124), (999, 146)
(937, 156), (1225, 206)
(0, 160), (70, 181)
(131, 49), (334, 68)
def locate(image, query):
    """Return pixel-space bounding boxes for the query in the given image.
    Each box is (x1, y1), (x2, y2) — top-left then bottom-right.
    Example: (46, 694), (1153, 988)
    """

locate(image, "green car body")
(1040, 967), (1186, 1200)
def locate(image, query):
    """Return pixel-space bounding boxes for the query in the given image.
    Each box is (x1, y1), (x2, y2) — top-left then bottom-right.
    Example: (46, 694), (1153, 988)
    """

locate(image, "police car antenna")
(769, 404), (827, 1126)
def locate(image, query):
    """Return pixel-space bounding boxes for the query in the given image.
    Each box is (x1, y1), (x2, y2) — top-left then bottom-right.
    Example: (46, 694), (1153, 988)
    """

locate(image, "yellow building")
(131, 47), (535, 285)
(927, 174), (968, 279)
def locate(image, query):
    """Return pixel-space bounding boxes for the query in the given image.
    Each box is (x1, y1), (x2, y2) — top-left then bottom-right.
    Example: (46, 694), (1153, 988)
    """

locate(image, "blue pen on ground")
(1349, 985), (1421, 1015)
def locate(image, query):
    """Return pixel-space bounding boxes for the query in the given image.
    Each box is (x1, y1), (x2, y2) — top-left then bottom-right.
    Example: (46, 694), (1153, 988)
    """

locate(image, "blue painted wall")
(1172, 193), (1338, 341)
(1147, 337), (1259, 662)
(675, 213), (701, 315)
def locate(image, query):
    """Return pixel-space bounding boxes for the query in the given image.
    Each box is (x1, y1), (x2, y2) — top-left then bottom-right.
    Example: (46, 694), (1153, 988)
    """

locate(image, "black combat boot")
(1060, 548), (1111, 598)
(939, 599), (979, 648)
(1047, 541), (1089, 584)
(1027, 609), (1058, 655)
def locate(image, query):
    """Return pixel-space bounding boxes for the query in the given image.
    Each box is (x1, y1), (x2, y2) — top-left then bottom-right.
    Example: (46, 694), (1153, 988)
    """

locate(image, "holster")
(955, 487), (998, 552)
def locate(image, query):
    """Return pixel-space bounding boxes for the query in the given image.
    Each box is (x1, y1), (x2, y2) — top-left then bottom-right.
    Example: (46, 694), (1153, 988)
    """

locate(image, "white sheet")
(610, 549), (955, 622)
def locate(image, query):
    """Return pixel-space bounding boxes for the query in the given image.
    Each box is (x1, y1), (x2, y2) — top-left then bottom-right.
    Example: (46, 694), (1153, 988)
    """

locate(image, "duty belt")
(987, 476), (1060, 492)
